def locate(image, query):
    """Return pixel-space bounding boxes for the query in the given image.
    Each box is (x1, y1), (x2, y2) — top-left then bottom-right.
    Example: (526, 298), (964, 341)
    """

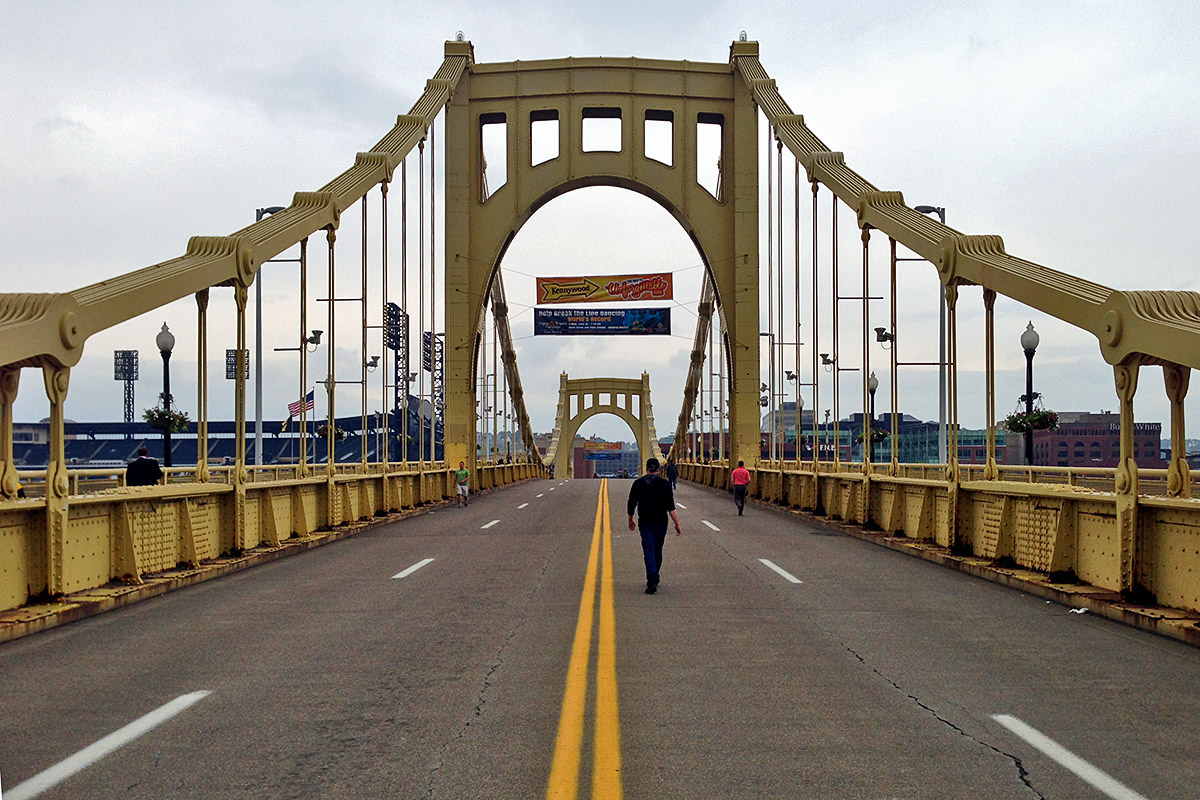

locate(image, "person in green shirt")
(455, 461), (471, 507)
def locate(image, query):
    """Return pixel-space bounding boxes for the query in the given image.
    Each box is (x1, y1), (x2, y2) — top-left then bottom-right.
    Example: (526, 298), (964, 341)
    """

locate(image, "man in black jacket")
(627, 457), (682, 594)
(126, 445), (164, 487)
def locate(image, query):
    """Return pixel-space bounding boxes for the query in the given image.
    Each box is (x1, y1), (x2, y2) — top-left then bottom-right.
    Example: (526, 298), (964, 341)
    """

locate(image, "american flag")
(288, 389), (315, 417)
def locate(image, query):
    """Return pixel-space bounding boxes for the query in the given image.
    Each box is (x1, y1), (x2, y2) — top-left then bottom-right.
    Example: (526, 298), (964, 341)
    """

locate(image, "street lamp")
(867, 371), (878, 463)
(156, 322), (176, 468)
(914, 204), (948, 465)
(1020, 321), (1040, 466)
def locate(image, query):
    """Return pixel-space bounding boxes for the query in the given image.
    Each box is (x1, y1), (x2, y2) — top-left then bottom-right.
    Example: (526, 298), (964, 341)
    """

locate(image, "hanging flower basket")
(317, 423), (346, 442)
(853, 427), (891, 445)
(143, 406), (190, 433)
(1002, 408), (1058, 433)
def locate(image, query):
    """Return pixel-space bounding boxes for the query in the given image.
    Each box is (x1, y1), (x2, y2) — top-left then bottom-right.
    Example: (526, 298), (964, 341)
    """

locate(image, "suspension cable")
(361, 194), (369, 465)
(401, 158), (409, 464)
(418, 138), (426, 466)
(300, 237), (309, 473)
(766, 119), (773, 463)
(381, 179), (390, 470)
(431, 120), (439, 456)
(889, 237), (898, 471)
(794, 157), (801, 468)
(811, 180), (819, 466)
(776, 137), (784, 463)
(325, 226), (337, 472)
(862, 224), (871, 467)
(831, 191), (840, 466)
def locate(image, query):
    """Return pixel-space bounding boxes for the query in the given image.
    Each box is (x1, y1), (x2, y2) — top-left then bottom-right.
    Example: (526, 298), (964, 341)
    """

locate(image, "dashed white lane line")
(676, 503), (687, 509)
(6, 690), (212, 800)
(759, 559), (803, 584)
(518, 502), (529, 509)
(481, 519), (500, 529)
(549, 487), (556, 491)
(991, 715), (1149, 800)
(536, 493), (545, 498)
(392, 558), (435, 579)
(701, 520), (720, 531)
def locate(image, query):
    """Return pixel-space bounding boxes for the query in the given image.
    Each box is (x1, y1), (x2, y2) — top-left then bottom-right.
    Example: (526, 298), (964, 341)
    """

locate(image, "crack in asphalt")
(706, 530), (1047, 798)
(841, 645), (1047, 799)
(425, 519), (563, 798)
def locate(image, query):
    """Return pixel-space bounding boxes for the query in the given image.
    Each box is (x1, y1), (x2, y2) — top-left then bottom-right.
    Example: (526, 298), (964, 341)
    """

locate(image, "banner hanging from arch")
(536, 273), (673, 304)
(534, 308), (671, 336)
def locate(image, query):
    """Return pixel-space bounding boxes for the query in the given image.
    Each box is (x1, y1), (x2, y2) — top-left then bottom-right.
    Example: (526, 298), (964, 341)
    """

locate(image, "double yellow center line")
(546, 479), (623, 799)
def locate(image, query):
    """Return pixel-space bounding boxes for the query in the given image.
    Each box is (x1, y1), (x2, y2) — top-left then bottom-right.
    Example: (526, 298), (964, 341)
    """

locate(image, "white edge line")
(701, 519), (720, 531)
(481, 519), (500, 529)
(517, 502), (529, 509)
(991, 715), (1150, 800)
(7, 690), (212, 800)
(758, 559), (803, 584)
(391, 557), (435, 579)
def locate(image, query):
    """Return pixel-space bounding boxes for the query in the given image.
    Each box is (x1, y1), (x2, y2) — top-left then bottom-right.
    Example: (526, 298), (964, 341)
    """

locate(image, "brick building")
(1008, 411), (1164, 468)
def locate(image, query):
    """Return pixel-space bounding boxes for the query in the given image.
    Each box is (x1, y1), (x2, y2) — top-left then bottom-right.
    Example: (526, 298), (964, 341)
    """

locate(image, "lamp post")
(914, 205), (947, 464)
(1020, 321), (1040, 466)
(156, 322), (175, 468)
(867, 371), (878, 464)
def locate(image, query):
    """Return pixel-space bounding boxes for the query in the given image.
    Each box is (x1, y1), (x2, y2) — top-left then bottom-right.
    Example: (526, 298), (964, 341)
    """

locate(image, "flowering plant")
(317, 423), (346, 442)
(1002, 408), (1058, 433)
(143, 405), (191, 433)
(853, 427), (890, 445)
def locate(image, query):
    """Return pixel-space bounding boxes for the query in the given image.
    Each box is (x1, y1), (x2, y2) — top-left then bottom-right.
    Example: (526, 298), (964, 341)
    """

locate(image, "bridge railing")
(688, 458), (1193, 498)
(0, 457), (541, 613)
(682, 459), (1200, 616)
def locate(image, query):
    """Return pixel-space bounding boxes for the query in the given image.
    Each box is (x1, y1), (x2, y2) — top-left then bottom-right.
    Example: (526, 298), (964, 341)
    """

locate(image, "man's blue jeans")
(639, 523), (667, 587)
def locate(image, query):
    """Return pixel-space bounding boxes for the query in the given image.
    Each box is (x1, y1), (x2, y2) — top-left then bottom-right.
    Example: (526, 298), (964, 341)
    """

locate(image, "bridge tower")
(442, 40), (763, 470)
(545, 373), (665, 478)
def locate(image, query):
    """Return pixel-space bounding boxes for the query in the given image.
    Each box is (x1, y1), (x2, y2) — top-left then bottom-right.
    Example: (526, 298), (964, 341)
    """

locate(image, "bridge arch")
(443, 47), (761, 468)
(545, 373), (665, 479)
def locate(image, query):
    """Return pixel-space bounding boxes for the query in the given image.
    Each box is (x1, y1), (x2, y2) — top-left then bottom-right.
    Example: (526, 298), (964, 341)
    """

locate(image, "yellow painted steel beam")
(0, 46), (470, 371)
(488, 273), (540, 462)
(670, 279), (715, 459)
(733, 50), (1200, 371)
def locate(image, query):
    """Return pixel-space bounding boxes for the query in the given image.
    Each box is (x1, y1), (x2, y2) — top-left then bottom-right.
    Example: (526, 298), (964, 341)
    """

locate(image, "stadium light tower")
(113, 350), (139, 432)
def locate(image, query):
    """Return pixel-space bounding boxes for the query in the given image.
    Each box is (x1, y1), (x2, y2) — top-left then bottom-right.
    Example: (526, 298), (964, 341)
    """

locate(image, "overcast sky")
(3, 1), (1199, 444)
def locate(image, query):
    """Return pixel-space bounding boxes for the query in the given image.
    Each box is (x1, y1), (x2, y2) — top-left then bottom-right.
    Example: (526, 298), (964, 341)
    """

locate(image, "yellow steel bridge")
(1, 38), (1199, 639)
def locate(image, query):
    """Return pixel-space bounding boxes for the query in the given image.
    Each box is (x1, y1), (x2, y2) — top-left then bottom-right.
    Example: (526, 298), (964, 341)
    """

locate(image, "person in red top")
(730, 460), (751, 516)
